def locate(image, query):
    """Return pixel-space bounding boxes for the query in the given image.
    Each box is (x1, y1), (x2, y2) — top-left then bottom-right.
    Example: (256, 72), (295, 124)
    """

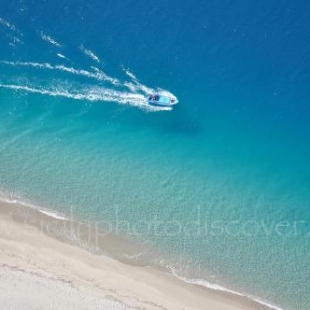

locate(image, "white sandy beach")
(0, 266), (129, 310)
(0, 201), (267, 310)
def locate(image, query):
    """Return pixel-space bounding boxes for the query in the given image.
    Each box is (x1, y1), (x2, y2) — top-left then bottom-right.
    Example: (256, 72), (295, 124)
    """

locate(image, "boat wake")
(0, 17), (23, 46)
(0, 60), (176, 112)
(0, 83), (156, 110)
(0, 16), (177, 112)
(80, 45), (100, 63)
(40, 32), (61, 48)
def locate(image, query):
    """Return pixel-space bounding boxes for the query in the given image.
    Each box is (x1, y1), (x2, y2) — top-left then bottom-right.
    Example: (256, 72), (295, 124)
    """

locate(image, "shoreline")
(0, 199), (279, 310)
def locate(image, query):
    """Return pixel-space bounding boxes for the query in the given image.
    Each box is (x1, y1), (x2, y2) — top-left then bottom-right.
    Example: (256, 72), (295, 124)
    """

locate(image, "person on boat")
(149, 94), (159, 101)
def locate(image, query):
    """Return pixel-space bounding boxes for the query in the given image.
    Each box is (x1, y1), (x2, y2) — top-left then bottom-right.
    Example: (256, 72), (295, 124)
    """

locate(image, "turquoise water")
(1, 1), (310, 309)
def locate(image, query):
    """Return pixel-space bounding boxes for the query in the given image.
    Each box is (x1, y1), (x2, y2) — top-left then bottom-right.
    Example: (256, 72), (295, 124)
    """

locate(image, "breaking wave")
(170, 269), (284, 310)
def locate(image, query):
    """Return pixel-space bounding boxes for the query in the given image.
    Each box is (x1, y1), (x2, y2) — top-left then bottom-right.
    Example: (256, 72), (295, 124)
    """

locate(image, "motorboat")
(148, 94), (177, 107)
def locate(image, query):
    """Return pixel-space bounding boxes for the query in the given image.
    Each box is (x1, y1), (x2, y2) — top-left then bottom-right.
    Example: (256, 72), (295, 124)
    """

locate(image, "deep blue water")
(1, 1), (310, 309)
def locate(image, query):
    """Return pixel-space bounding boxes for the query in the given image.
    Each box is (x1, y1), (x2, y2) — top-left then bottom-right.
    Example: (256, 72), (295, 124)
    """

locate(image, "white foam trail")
(0, 60), (53, 70)
(56, 53), (67, 60)
(124, 68), (139, 81)
(0, 17), (23, 46)
(0, 61), (119, 85)
(80, 45), (100, 63)
(7, 35), (23, 47)
(0, 61), (177, 111)
(123, 81), (138, 92)
(41, 32), (61, 47)
(0, 83), (171, 112)
(12, 36), (22, 44)
(171, 269), (283, 310)
(123, 68), (155, 94)
(133, 81), (154, 95)
(0, 17), (18, 32)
